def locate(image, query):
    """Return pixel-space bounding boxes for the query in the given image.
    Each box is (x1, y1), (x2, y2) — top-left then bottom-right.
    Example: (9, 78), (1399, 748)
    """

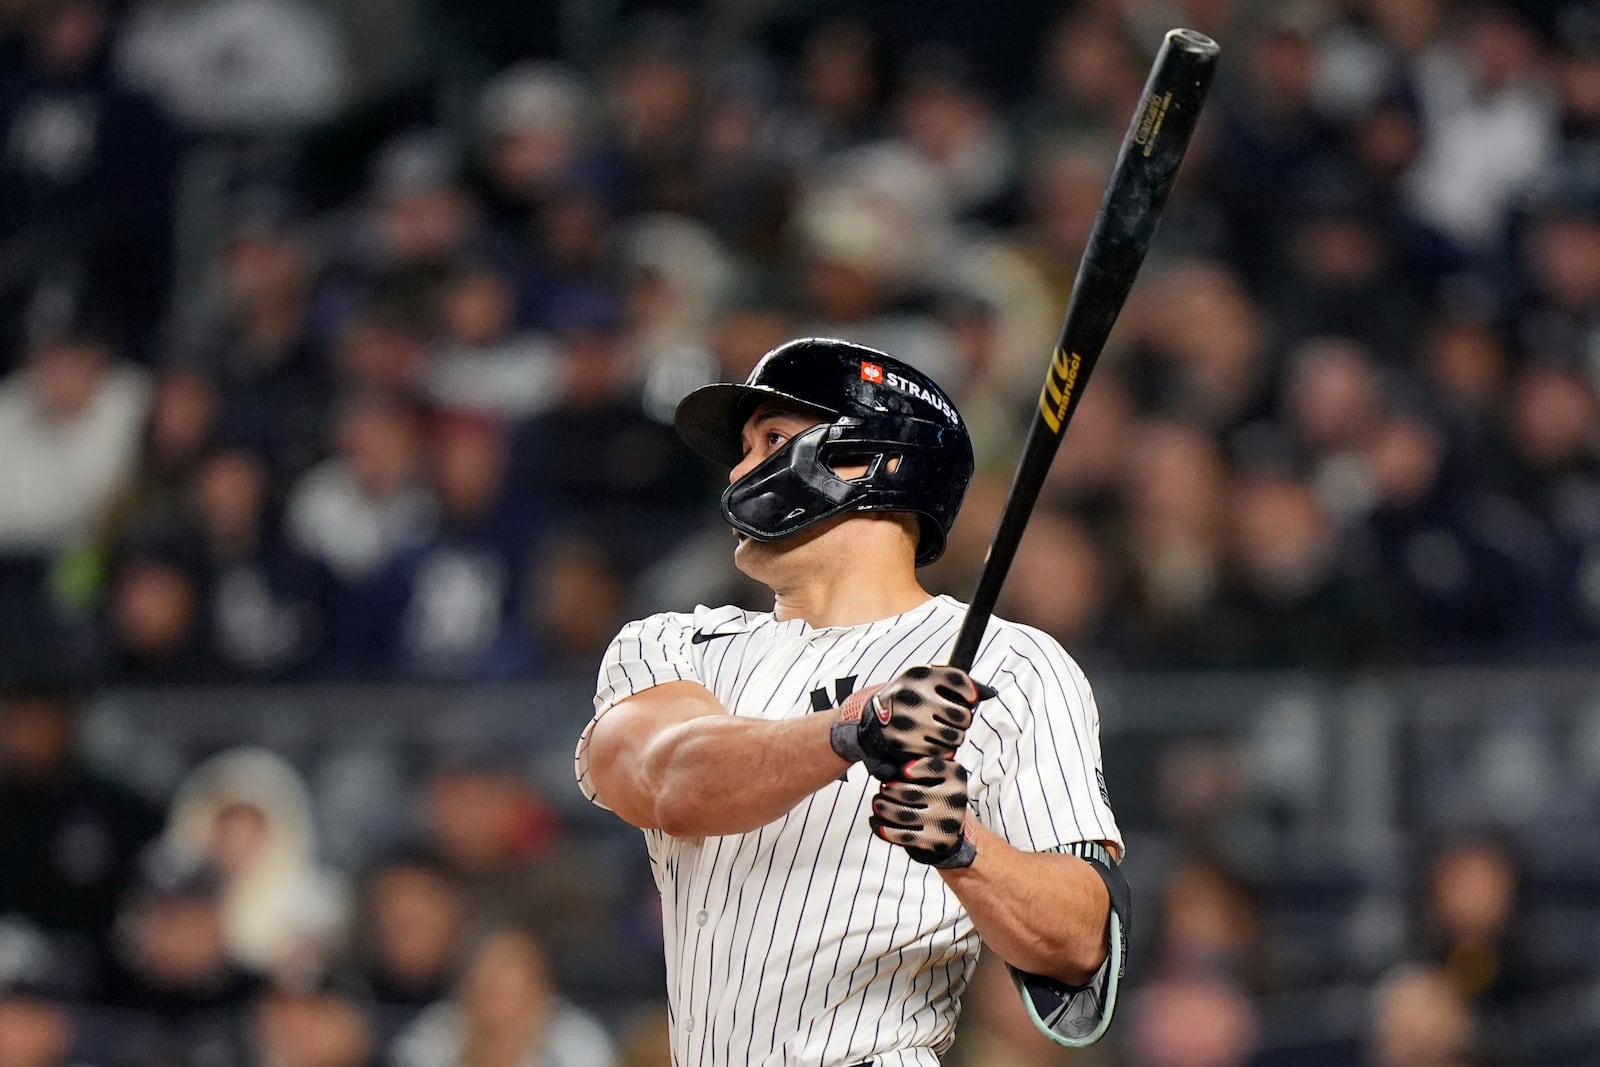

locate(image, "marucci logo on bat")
(1038, 348), (1083, 434)
(1132, 91), (1172, 157)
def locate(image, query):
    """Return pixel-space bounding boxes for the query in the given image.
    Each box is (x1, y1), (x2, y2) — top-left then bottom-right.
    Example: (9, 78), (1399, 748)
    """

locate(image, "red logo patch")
(861, 362), (884, 384)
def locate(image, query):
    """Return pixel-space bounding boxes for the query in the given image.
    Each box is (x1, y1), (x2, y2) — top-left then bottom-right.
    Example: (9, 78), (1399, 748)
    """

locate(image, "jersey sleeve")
(963, 626), (1123, 857)
(575, 611), (700, 809)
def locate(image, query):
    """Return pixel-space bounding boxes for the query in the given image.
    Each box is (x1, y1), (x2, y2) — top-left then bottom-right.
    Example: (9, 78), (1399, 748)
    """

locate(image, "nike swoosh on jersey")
(690, 629), (739, 644)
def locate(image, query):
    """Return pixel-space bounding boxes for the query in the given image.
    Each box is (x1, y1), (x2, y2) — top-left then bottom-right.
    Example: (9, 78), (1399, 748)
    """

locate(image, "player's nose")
(729, 451), (760, 484)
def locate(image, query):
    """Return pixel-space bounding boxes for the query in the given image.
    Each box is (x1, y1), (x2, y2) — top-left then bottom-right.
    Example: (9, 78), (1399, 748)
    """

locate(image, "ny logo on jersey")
(809, 675), (858, 712)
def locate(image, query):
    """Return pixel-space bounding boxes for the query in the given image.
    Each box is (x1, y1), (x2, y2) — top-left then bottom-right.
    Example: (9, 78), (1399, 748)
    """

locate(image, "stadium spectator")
(98, 530), (212, 683)
(522, 536), (626, 675)
(350, 850), (466, 1053)
(102, 844), (261, 1059)
(1202, 10), (1347, 289)
(162, 748), (347, 983)
(1125, 969), (1261, 1067)
(1368, 963), (1483, 1067)
(0, 0), (181, 364)
(189, 446), (329, 680)
(789, 148), (958, 382)
(392, 923), (615, 1067)
(1116, 420), (1238, 667)
(1354, 411), (1539, 656)
(361, 411), (536, 680)
(994, 508), (1120, 658)
(424, 259), (562, 420)
(0, 328), (150, 554)
(115, 0), (347, 136)
(1151, 852), (1272, 995)
(766, 18), (886, 167)
(1021, 8), (1145, 150)
(311, 128), (536, 355)
(508, 310), (706, 573)
(249, 984), (374, 1067)
(0, 989), (75, 1067)
(1220, 471), (1406, 668)
(599, 14), (704, 216)
(102, 367), (220, 544)
(285, 392), (436, 668)
(1419, 835), (1542, 1016)
(1401, 2), (1557, 255)
(0, 678), (161, 992)
(892, 45), (1021, 225)
(1512, 178), (1600, 374)
(616, 213), (731, 402)
(1122, 259), (1276, 452)
(473, 61), (604, 231)
(176, 197), (330, 476)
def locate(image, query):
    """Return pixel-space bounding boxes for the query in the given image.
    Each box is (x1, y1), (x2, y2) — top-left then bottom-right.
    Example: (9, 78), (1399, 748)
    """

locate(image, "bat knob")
(1168, 28), (1221, 57)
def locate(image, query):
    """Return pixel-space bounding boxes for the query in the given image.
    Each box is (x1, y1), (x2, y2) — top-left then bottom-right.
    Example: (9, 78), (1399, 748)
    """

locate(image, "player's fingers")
(933, 676), (976, 708)
(898, 756), (955, 784)
(869, 814), (930, 849)
(877, 780), (929, 806)
(870, 795), (915, 823)
(929, 783), (969, 813)
(933, 668), (996, 706)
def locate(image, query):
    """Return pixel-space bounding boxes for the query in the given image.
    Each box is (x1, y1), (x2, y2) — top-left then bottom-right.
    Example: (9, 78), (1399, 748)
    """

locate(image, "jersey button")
(684, 1015), (695, 1032)
(696, 909), (709, 927)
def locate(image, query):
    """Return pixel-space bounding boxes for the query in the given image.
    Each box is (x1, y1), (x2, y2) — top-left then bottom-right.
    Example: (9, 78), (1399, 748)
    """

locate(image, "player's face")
(727, 401), (867, 575)
(730, 401), (867, 484)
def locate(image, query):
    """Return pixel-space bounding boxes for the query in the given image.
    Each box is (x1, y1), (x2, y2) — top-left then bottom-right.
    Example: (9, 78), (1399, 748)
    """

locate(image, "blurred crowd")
(7, 668), (1594, 1067)
(0, 681), (659, 1067)
(3, 0), (1600, 684)
(3, 0), (1600, 1064)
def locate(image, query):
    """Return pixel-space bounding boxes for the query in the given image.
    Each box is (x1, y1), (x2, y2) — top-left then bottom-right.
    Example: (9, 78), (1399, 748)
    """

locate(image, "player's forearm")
(940, 821), (1110, 985)
(643, 712), (850, 837)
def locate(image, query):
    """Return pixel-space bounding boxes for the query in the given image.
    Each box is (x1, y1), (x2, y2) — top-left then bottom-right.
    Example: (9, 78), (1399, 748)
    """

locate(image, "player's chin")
(730, 528), (788, 577)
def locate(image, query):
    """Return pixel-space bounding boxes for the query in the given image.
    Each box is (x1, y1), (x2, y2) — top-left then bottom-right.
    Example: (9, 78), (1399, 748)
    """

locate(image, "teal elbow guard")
(1007, 841), (1131, 1047)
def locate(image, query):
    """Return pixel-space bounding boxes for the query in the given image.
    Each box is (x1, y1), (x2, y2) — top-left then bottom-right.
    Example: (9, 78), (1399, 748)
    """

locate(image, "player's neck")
(770, 567), (931, 629)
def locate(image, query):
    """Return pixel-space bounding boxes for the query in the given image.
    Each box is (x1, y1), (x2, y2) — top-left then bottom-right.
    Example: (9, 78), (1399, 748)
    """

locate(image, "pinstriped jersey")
(574, 594), (1122, 1067)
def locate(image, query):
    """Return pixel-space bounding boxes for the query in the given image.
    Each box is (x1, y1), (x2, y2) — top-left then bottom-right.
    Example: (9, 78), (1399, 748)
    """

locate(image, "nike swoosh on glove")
(830, 665), (996, 781)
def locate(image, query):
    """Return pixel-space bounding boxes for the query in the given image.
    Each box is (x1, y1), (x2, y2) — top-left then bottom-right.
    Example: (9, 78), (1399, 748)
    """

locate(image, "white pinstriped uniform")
(575, 594), (1122, 1067)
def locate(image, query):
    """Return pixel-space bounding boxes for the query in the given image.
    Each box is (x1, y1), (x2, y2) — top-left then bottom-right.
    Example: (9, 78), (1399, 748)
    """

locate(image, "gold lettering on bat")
(1132, 91), (1172, 157)
(1038, 348), (1083, 434)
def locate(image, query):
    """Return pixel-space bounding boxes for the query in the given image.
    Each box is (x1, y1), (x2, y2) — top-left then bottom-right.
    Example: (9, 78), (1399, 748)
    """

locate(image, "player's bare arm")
(589, 664), (991, 836)
(585, 680), (849, 836)
(940, 822), (1112, 986)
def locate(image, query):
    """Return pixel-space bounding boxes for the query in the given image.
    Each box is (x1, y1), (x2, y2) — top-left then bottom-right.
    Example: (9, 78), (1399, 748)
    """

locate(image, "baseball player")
(575, 338), (1129, 1066)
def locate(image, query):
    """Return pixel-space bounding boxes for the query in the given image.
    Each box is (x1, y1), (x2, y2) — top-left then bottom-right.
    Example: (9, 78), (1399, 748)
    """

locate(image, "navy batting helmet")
(674, 338), (974, 565)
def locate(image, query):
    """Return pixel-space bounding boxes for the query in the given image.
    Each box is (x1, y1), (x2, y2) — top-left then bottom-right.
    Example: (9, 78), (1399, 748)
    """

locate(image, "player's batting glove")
(868, 756), (977, 869)
(829, 666), (996, 782)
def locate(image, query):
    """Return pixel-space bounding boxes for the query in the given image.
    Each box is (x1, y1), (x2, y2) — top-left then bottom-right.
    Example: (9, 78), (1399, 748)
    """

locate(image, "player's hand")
(828, 665), (995, 780)
(868, 755), (977, 869)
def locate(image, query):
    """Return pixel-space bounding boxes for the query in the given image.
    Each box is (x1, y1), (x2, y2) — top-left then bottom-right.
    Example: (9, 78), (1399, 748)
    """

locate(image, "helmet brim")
(674, 383), (838, 467)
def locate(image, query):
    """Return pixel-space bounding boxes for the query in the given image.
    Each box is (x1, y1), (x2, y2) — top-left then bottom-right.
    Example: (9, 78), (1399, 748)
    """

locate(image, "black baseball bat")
(949, 28), (1219, 671)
